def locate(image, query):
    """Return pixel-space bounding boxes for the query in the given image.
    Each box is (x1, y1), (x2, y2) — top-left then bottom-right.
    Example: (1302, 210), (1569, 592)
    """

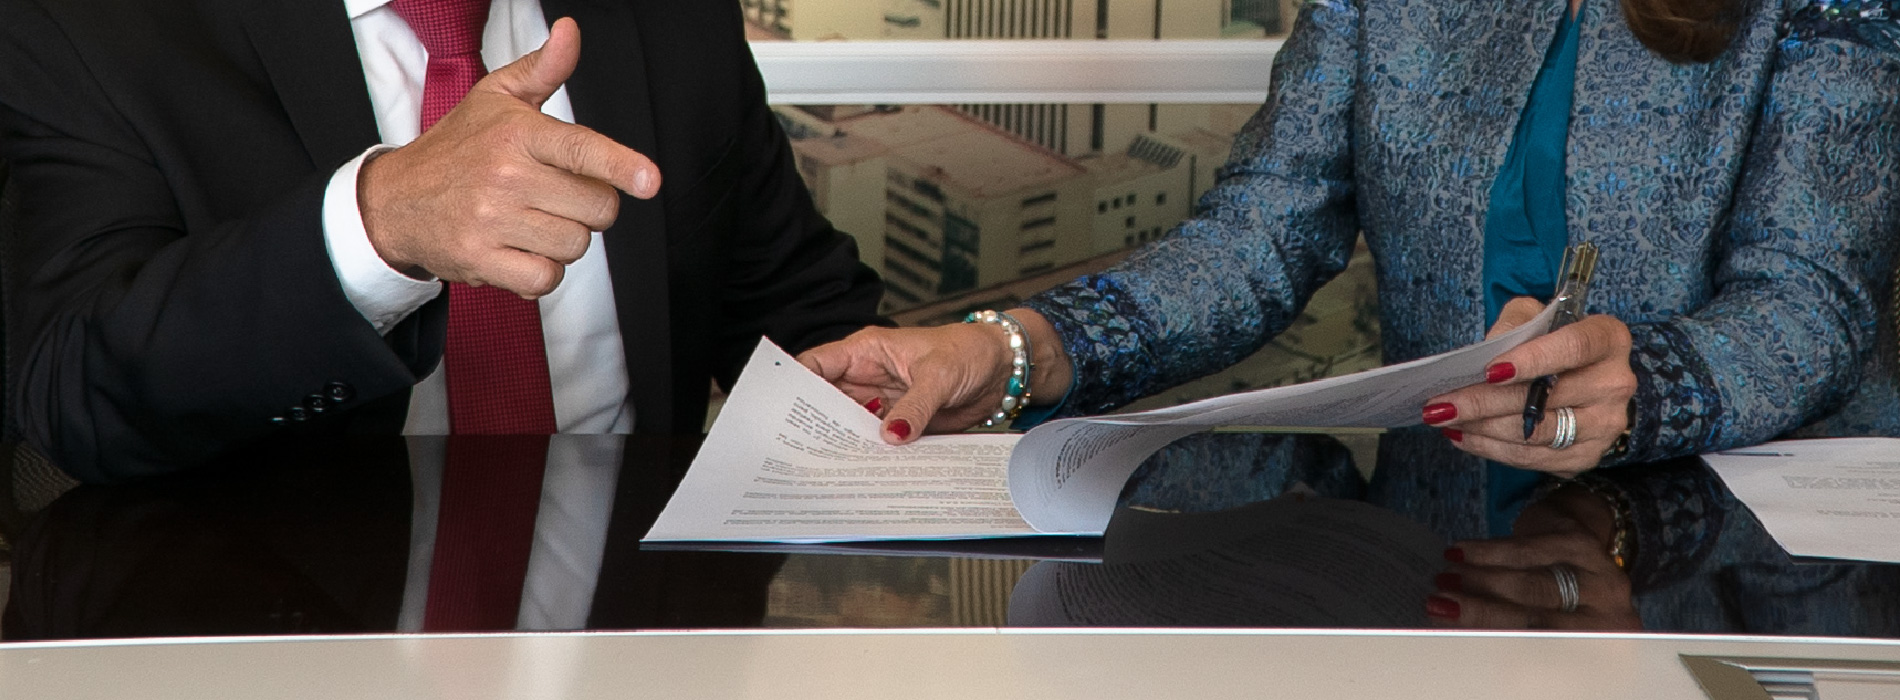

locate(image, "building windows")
(886, 213), (931, 241)
(1021, 192), (1058, 207)
(910, 178), (947, 202)
(1020, 262), (1054, 275)
(1098, 201), (1108, 213)
(884, 258), (931, 287)
(1156, 192), (1167, 206)
(1124, 216), (1136, 229)
(1021, 217), (1056, 230)
(886, 235), (939, 268)
(887, 191), (935, 220)
(1020, 239), (1056, 253)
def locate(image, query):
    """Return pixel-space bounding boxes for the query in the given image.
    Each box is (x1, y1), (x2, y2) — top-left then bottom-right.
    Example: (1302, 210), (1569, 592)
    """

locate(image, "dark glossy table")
(1, 432), (1894, 642)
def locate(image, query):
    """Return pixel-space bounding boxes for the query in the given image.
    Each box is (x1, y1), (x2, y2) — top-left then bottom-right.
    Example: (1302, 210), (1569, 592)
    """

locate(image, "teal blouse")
(1482, 5), (1583, 534)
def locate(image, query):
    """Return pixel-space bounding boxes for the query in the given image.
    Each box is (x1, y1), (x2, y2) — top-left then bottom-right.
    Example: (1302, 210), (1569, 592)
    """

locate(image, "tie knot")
(389, 0), (490, 58)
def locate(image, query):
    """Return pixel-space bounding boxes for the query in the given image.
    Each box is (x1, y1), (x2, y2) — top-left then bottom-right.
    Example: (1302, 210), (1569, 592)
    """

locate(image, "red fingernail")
(1486, 363), (1517, 384)
(1434, 572), (1462, 592)
(1440, 428), (1463, 442)
(1444, 547), (1465, 563)
(1423, 403), (1457, 424)
(864, 398), (882, 414)
(1426, 595), (1462, 619)
(888, 419), (912, 440)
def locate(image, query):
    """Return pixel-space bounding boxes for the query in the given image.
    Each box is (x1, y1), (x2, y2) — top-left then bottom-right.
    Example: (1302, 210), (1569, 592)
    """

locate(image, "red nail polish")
(1440, 428), (1463, 442)
(1434, 572), (1462, 592)
(1486, 363), (1517, 384)
(888, 419), (912, 440)
(1425, 595), (1461, 619)
(1423, 403), (1457, 425)
(864, 398), (882, 414)
(1444, 547), (1465, 564)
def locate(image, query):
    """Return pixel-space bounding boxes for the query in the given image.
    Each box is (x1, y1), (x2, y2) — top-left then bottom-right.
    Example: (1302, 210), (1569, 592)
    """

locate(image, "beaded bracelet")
(965, 310), (1033, 427)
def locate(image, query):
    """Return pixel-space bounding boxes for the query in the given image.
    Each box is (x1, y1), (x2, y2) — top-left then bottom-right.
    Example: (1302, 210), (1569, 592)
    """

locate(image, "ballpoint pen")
(1522, 242), (1599, 441)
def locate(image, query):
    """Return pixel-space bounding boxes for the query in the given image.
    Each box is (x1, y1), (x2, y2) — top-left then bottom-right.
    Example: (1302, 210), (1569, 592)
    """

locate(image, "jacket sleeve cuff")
(1621, 321), (1727, 464)
(1590, 457), (1728, 591)
(321, 146), (443, 335)
(1020, 277), (1164, 418)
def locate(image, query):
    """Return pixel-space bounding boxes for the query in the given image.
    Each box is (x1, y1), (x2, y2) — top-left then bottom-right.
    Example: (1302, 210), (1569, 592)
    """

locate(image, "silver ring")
(1548, 406), (1578, 450)
(1549, 564), (1581, 613)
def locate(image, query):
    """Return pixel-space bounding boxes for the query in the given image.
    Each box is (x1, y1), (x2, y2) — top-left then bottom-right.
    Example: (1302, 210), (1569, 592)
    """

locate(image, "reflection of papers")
(1008, 497), (1444, 628)
(646, 306), (1553, 543)
(1703, 438), (1900, 564)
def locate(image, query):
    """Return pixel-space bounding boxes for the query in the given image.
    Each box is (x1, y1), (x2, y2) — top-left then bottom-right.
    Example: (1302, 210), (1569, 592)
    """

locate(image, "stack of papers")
(644, 304), (1558, 544)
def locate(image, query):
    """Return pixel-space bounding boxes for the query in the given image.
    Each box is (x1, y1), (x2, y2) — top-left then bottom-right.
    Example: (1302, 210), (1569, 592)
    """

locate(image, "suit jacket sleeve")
(1618, 7), (1900, 462)
(0, 0), (442, 482)
(1020, 0), (1362, 416)
(704, 11), (888, 387)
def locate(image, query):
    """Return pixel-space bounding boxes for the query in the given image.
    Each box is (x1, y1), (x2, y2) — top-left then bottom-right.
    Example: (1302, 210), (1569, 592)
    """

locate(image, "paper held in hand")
(643, 304), (1558, 543)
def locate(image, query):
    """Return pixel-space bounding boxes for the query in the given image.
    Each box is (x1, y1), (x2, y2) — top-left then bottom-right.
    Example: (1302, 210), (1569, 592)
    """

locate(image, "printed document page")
(1704, 438), (1900, 564)
(644, 340), (1034, 542)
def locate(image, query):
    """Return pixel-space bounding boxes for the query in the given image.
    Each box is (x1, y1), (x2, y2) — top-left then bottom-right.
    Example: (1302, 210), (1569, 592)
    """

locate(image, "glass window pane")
(782, 102), (1380, 406)
(742, 0), (1298, 41)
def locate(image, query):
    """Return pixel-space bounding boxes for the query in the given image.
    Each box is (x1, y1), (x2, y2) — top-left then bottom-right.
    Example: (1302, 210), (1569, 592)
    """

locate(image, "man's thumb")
(481, 17), (580, 106)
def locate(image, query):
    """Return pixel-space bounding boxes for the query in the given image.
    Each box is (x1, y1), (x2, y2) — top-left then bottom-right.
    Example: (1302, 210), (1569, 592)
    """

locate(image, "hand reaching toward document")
(796, 310), (1073, 444)
(358, 18), (661, 299)
(1423, 297), (1636, 477)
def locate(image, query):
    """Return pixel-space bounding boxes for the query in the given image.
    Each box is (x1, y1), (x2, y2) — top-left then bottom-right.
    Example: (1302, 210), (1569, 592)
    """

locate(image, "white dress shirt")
(321, 0), (633, 435)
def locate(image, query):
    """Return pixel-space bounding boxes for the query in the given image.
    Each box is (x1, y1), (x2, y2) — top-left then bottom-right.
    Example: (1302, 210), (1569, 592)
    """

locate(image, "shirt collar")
(344, 0), (393, 20)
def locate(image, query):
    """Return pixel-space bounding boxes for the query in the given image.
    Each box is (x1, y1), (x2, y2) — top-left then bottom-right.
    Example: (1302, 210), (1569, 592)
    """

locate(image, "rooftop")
(834, 107), (1085, 200)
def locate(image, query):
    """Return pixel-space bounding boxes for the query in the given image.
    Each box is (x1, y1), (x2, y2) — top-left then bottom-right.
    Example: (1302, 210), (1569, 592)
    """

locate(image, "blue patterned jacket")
(1024, 0), (1900, 538)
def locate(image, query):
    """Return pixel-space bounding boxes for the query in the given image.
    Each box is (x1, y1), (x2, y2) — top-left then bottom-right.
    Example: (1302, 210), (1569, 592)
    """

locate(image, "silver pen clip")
(1550, 242), (1599, 331)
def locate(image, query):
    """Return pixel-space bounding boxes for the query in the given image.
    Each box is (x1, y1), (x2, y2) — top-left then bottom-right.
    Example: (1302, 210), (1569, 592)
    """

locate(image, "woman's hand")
(796, 309), (1072, 444)
(1425, 486), (1642, 630)
(1423, 297), (1636, 477)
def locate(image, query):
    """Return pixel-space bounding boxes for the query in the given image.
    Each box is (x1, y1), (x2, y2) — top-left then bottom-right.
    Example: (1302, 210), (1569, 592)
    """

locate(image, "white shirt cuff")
(322, 146), (444, 335)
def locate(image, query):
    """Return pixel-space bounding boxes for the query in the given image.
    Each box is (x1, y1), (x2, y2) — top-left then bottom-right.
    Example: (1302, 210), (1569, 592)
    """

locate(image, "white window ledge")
(750, 40), (1281, 105)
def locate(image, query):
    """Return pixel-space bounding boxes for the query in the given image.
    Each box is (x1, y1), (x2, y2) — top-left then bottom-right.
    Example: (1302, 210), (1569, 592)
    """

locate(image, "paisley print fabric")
(1021, 0), (1900, 538)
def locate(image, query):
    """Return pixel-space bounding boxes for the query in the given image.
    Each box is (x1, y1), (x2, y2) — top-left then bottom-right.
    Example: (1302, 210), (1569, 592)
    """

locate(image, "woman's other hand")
(1423, 297), (1636, 477)
(1425, 485), (1641, 630)
(796, 309), (1073, 444)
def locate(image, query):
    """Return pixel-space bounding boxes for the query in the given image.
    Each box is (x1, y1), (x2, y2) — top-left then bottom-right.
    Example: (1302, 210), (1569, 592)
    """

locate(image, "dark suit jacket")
(0, 0), (886, 482)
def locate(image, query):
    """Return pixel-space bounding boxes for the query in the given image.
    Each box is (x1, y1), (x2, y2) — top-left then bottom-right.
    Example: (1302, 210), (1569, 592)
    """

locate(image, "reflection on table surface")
(1, 432), (1895, 642)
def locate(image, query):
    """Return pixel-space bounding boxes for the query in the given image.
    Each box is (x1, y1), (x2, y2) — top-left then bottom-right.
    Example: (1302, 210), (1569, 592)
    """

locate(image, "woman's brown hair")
(1621, 0), (1742, 63)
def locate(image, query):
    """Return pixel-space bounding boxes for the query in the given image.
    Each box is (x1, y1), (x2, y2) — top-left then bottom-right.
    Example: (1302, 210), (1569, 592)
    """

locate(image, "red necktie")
(391, 0), (559, 436)
(390, 0), (554, 632)
(423, 436), (550, 631)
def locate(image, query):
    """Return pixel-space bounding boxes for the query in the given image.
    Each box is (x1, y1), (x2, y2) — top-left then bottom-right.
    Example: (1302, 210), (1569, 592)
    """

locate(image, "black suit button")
(305, 395), (330, 414)
(286, 406), (309, 422)
(325, 382), (355, 402)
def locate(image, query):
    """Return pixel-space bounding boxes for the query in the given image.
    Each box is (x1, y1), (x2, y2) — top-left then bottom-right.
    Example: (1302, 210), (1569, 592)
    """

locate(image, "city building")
(784, 104), (1234, 312)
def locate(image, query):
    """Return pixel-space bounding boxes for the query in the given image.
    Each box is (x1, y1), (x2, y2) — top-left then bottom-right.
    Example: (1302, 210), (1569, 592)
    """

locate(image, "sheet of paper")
(649, 302), (1555, 543)
(1703, 438), (1900, 564)
(644, 340), (1036, 542)
(1006, 302), (1557, 533)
